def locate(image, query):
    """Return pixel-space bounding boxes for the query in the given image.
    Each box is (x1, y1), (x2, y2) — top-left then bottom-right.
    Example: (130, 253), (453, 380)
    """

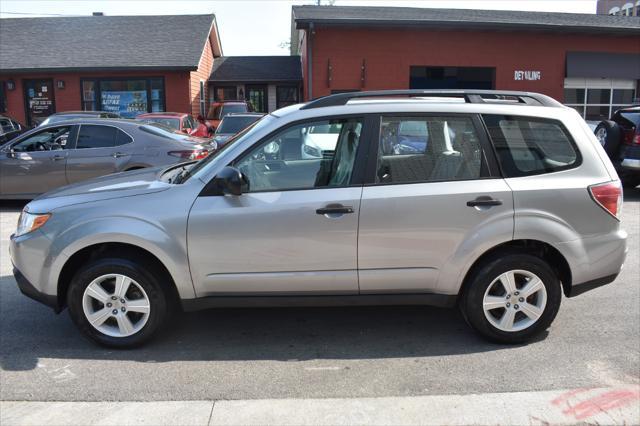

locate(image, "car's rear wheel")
(67, 257), (169, 348)
(460, 253), (561, 344)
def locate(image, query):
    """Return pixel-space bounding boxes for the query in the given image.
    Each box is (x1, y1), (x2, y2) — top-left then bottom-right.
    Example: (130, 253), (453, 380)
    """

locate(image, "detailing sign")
(514, 70), (541, 81)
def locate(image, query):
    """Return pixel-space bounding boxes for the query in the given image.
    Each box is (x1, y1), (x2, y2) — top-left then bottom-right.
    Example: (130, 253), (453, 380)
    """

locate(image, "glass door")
(245, 85), (268, 113)
(23, 79), (56, 126)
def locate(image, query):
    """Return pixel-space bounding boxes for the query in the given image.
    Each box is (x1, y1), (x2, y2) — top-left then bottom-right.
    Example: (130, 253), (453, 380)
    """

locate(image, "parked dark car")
(594, 106), (640, 188)
(213, 112), (264, 147)
(39, 111), (121, 127)
(136, 112), (196, 133)
(0, 119), (215, 199)
(206, 100), (251, 130)
(0, 115), (27, 144)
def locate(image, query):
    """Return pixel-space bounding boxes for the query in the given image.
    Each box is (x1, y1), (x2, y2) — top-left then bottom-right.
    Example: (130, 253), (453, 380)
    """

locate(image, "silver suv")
(10, 90), (628, 348)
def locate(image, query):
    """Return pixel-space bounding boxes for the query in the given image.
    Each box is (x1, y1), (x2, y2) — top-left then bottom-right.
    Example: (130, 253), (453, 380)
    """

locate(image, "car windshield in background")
(221, 104), (247, 117)
(0, 119), (14, 133)
(217, 116), (261, 134)
(139, 123), (192, 141)
(141, 117), (181, 130)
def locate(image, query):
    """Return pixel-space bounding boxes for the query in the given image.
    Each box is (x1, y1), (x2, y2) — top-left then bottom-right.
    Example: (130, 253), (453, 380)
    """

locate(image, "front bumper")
(13, 266), (60, 312)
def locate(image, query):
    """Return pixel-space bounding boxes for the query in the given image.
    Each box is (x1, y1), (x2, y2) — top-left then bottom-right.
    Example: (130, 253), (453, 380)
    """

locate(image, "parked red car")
(205, 101), (251, 130)
(136, 112), (198, 134)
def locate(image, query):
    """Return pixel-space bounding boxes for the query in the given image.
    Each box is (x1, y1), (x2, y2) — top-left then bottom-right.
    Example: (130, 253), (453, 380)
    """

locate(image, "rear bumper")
(566, 273), (619, 297)
(13, 266), (61, 312)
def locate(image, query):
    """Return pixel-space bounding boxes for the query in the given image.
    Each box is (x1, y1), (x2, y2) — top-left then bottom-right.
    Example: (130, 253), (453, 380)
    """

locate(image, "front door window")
(24, 79), (56, 127)
(235, 118), (363, 192)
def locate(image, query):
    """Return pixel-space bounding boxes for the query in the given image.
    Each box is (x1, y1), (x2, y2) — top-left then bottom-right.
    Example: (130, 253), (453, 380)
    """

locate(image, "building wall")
(1, 70), (191, 125)
(596, 0), (640, 15)
(303, 27), (640, 102)
(189, 33), (216, 117)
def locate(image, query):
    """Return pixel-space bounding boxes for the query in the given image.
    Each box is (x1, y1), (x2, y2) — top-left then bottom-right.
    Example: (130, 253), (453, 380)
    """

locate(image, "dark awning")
(566, 52), (640, 79)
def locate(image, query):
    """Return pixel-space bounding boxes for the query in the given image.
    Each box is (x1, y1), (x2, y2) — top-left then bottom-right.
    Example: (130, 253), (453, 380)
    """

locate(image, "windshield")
(140, 117), (180, 130)
(217, 116), (260, 134)
(181, 114), (272, 182)
(139, 123), (192, 141)
(222, 104), (247, 117)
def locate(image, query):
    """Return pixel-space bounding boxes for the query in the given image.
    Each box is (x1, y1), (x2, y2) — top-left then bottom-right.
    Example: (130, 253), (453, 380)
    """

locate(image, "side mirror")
(205, 166), (245, 196)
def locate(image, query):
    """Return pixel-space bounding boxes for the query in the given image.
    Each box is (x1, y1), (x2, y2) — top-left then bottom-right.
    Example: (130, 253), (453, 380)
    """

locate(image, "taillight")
(589, 181), (622, 220)
(168, 149), (209, 160)
(622, 129), (638, 146)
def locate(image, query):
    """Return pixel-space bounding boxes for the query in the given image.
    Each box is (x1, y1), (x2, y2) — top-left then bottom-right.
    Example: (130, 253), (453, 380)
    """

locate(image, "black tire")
(460, 253), (562, 344)
(595, 121), (622, 159)
(67, 257), (170, 348)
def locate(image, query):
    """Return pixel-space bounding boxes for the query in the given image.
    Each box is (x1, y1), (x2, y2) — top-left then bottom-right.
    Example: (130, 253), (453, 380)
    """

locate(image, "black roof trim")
(301, 90), (564, 110)
(209, 56), (302, 83)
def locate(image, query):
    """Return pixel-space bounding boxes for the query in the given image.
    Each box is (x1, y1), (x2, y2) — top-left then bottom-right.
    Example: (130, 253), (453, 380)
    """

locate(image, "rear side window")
(376, 116), (484, 184)
(76, 125), (117, 149)
(483, 115), (580, 177)
(115, 129), (133, 146)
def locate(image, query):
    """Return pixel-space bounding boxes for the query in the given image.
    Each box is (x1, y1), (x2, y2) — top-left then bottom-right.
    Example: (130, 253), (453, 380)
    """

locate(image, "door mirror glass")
(208, 166), (245, 196)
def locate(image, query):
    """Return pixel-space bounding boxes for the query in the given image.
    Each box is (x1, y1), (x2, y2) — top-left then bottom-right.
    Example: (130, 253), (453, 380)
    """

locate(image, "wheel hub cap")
(82, 273), (151, 338)
(482, 270), (547, 332)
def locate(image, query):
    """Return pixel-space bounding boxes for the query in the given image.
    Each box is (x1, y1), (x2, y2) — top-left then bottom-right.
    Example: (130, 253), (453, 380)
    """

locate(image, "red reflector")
(589, 181), (622, 219)
(634, 133), (640, 146)
(622, 129), (636, 145)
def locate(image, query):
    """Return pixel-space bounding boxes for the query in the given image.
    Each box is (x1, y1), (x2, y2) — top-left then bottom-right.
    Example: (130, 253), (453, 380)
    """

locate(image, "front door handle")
(467, 196), (503, 207)
(316, 204), (354, 215)
(51, 155), (65, 161)
(112, 152), (127, 158)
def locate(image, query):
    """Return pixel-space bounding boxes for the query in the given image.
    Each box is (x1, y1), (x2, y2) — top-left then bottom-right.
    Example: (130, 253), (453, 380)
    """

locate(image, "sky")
(0, 0), (598, 55)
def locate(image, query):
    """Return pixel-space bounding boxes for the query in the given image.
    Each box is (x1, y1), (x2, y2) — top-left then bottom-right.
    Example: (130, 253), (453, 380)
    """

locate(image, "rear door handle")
(467, 197), (503, 207)
(112, 152), (127, 158)
(316, 204), (354, 215)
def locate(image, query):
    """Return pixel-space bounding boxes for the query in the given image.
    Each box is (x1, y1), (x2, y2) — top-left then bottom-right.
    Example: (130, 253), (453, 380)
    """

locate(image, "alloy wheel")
(482, 270), (547, 332)
(596, 127), (607, 146)
(82, 274), (151, 338)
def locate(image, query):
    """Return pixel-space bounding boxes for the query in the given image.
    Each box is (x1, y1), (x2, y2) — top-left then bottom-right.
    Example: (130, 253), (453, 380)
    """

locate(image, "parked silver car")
(0, 118), (215, 199)
(10, 90), (627, 347)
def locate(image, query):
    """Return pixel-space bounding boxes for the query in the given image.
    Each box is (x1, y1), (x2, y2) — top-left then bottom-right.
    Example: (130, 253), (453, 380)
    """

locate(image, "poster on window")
(101, 91), (147, 118)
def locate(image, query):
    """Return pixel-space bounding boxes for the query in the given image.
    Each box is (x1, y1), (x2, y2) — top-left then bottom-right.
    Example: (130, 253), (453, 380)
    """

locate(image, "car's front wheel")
(460, 253), (562, 344)
(67, 257), (170, 348)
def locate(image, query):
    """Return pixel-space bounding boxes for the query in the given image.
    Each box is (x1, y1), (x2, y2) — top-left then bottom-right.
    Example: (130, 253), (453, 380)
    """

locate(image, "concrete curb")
(2, 385), (639, 426)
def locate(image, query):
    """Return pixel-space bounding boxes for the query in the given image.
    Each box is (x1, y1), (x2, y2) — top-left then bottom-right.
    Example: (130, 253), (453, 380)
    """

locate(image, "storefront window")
(276, 86), (299, 109)
(81, 77), (165, 117)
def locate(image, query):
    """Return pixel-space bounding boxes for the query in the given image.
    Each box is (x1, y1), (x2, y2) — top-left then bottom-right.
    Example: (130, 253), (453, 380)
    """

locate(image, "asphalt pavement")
(1, 190), (638, 403)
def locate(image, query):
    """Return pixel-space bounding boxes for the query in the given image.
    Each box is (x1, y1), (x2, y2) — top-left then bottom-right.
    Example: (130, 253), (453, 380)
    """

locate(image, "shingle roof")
(0, 14), (217, 73)
(292, 5), (640, 34)
(209, 56), (302, 82)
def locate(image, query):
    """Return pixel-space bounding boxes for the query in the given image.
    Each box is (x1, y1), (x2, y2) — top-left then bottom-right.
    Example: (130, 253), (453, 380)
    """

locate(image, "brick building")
(291, 6), (640, 121)
(0, 14), (222, 126)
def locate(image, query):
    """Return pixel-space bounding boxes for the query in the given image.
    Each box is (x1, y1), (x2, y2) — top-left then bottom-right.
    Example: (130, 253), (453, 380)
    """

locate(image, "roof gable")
(0, 14), (218, 73)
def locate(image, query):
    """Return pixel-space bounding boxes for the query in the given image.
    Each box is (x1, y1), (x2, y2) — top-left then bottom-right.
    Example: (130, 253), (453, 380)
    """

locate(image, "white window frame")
(608, 6), (620, 14)
(564, 78), (637, 120)
(621, 2), (634, 15)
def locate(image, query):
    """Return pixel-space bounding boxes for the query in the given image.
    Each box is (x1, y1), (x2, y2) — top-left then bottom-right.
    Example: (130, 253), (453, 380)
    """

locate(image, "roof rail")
(300, 90), (563, 110)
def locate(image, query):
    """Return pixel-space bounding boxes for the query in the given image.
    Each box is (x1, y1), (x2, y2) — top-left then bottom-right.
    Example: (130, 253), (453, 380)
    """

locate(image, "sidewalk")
(2, 385), (639, 425)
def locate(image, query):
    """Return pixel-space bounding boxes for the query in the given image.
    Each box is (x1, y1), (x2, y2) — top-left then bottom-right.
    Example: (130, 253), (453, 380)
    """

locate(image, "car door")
(358, 114), (514, 293)
(0, 125), (75, 197)
(187, 116), (371, 296)
(65, 124), (131, 184)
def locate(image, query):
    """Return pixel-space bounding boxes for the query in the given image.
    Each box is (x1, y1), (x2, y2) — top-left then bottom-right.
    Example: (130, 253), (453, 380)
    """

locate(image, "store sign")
(514, 70), (541, 81)
(101, 90), (147, 118)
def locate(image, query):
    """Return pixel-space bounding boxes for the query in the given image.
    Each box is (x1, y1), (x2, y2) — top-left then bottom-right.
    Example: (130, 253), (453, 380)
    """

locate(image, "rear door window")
(482, 115), (580, 177)
(76, 125), (117, 149)
(376, 116), (485, 184)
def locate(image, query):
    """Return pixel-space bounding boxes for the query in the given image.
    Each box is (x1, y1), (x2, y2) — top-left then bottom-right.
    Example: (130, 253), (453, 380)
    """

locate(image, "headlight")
(15, 210), (51, 237)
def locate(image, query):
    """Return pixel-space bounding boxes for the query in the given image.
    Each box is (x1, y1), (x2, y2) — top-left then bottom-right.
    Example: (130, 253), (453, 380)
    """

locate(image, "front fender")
(45, 216), (195, 300)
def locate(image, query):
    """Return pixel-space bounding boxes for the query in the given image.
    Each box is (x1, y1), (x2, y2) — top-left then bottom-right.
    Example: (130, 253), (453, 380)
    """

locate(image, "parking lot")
(0, 190), (638, 403)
